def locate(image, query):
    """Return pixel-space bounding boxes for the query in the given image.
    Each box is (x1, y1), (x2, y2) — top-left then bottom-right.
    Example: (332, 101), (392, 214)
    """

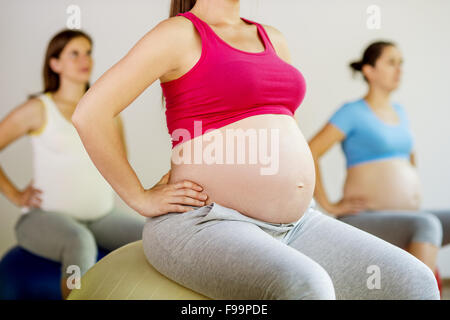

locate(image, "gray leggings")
(142, 200), (440, 300)
(14, 206), (145, 277)
(338, 209), (450, 249)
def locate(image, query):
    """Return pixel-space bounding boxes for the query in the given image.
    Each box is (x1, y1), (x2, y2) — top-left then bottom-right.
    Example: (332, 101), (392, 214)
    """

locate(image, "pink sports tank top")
(161, 11), (307, 148)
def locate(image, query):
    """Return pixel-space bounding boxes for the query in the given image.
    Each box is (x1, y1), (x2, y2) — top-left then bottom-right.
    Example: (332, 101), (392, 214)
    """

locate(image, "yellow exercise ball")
(67, 240), (210, 300)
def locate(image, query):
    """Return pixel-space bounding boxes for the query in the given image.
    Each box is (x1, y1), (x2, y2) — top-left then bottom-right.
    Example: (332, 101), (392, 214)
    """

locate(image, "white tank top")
(22, 92), (114, 220)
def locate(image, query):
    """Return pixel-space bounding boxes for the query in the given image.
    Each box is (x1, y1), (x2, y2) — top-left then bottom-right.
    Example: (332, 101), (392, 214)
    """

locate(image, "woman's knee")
(411, 213), (443, 247)
(380, 251), (440, 300)
(64, 225), (96, 249)
(402, 260), (440, 299)
(269, 261), (336, 300)
(62, 227), (98, 276)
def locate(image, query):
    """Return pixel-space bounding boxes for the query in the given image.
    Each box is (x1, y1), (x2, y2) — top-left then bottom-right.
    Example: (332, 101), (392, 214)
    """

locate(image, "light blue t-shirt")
(329, 98), (414, 168)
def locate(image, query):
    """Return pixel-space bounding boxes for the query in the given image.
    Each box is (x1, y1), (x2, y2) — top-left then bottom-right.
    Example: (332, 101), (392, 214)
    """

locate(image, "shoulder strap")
(176, 11), (274, 54)
(176, 12), (211, 40)
(39, 92), (55, 116)
(28, 93), (50, 137)
(241, 17), (275, 53)
(39, 92), (51, 105)
(40, 92), (66, 125)
(393, 102), (409, 126)
(176, 11), (215, 55)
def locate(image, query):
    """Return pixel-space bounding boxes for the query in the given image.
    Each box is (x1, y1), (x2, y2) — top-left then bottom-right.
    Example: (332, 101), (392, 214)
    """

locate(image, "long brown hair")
(170, 0), (197, 17)
(29, 29), (93, 99)
(161, 0), (197, 108)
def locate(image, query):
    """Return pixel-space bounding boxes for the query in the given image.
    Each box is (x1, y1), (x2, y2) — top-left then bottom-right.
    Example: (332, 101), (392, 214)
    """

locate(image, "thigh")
(87, 206), (145, 251)
(286, 207), (440, 300)
(338, 210), (442, 249)
(427, 209), (450, 246)
(142, 203), (336, 300)
(14, 208), (94, 264)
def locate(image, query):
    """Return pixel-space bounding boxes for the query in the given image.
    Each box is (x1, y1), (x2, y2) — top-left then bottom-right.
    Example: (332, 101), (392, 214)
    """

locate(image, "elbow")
(311, 153), (322, 167)
(71, 115), (82, 131)
(71, 113), (80, 126)
(309, 148), (319, 161)
(308, 143), (323, 162)
(71, 109), (87, 129)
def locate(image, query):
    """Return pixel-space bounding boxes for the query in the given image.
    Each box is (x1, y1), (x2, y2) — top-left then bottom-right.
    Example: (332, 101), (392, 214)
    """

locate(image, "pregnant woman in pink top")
(72, 0), (439, 299)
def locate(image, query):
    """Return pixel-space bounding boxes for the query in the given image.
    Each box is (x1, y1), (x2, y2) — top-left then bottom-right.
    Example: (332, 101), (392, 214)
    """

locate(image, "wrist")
(128, 187), (147, 214)
(323, 202), (338, 215)
(315, 198), (333, 213)
(5, 188), (21, 206)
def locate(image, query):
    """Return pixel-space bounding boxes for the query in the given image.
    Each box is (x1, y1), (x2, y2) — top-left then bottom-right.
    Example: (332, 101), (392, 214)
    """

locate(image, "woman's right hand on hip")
(136, 170), (208, 218)
(11, 179), (42, 209)
(328, 197), (367, 217)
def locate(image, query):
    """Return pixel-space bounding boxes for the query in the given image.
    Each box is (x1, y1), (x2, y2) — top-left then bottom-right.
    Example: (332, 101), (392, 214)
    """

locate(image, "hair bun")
(350, 61), (363, 71)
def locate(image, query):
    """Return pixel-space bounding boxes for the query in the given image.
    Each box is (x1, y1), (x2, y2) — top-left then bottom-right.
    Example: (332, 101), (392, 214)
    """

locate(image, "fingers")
(346, 204), (366, 214)
(166, 204), (196, 213)
(153, 179), (207, 214)
(170, 185), (208, 206)
(28, 187), (42, 206)
(26, 183), (42, 193)
(28, 196), (42, 208)
(349, 197), (367, 205)
(173, 180), (203, 192)
(351, 199), (367, 209)
(18, 187), (42, 208)
(169, 195), (206, 207)
(335, 197), (367, 216)
(344, 197), (367, 214)
(29, 199), (42, 208)
(172, 188), (208, 201)
(346, 209), (362, 215)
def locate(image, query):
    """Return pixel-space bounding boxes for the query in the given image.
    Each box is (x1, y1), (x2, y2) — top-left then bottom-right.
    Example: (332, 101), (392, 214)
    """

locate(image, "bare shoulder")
(152, 14), (196, 37)
(134, 15), (201, 76)
(145, 15), (199, 54)
(0, 97), (45, 150)
(14, 97), (45, 129)
(16, 97), (46, 134)
(260, 24), (292, 64)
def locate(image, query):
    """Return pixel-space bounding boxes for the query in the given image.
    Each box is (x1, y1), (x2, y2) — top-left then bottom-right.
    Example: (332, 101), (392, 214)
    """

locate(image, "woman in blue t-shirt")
(308, 41), (449, 275)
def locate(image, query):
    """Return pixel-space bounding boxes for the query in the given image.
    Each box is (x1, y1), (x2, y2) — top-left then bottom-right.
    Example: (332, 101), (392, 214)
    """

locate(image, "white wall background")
(1, 0), (450, 276)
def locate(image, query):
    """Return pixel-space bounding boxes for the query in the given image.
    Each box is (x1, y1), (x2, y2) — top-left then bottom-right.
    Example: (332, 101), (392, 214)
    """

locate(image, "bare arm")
(0, 98), (44, 207)
(308, 123), (345, 212)
(114, 115), (128, 159)
(72, 17), (207, 217)
(309, 123), (367, 216)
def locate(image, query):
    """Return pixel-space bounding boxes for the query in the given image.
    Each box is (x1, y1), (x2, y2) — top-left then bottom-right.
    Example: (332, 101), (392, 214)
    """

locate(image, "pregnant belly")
(343, 158), (422, 211)
(168, 114), (316, 224)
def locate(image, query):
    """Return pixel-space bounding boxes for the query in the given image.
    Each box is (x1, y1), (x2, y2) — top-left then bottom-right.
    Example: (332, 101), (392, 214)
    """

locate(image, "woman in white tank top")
(0, 29), (148, 299)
